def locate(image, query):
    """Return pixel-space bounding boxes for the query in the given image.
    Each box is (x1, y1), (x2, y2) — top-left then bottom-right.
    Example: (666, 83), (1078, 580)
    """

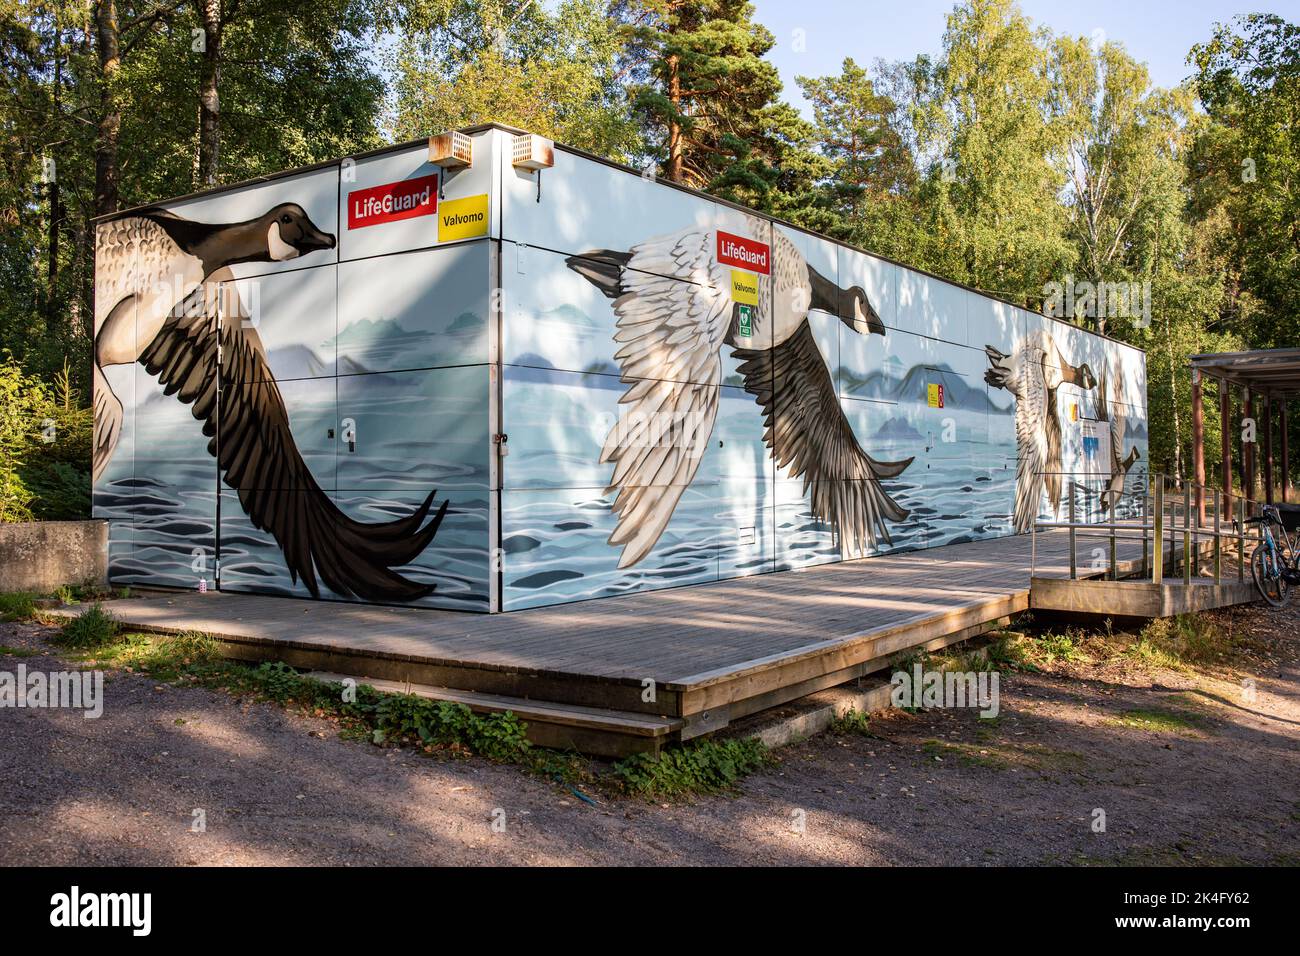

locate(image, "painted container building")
(92, 123), (1148, 613)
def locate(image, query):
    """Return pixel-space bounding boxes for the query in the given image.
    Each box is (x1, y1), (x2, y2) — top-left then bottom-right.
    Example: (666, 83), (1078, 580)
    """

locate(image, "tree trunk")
(93, 0), (121, 216)
(197, 0), (223, 187)
(665, 53), (683, 183)
(48, 19), (62, 318)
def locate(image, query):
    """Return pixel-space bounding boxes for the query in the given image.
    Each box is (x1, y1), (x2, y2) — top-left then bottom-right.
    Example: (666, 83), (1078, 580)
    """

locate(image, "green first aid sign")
(737, 304), (753, 338)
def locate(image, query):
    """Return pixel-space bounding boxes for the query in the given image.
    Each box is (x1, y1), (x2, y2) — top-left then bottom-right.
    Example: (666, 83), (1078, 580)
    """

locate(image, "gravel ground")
(1, 602), (1297, 867)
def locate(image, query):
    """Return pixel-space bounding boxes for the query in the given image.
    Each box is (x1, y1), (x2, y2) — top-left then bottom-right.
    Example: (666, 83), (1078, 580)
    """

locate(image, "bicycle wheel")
(1251, 541), (1289, 607)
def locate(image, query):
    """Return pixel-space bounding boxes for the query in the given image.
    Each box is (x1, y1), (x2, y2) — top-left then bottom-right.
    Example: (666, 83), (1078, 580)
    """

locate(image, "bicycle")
(1244, 504), (1300, 608)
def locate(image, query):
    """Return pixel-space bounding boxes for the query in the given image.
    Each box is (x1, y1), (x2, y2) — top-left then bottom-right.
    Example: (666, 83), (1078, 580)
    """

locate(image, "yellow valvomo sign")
(438, 194), (489, 242)
(730, 270), (759, 305)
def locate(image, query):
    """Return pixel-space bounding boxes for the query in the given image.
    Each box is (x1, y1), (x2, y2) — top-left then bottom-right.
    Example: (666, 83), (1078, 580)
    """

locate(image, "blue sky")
(751, 1), (1300, 115)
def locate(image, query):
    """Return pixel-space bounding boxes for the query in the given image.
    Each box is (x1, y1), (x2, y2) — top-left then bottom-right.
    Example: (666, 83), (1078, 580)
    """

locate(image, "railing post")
(1184, 483), (1192, 585)
(1141, 489), (1149, 579)
(1031, 516), (1037, 578)
(1068, 485), (1077, 580)
(1213, 492), (1221, 584)
(1153, 479), (1164, 584)
(1237, 496), (1246, 582)
(1108, 507), (1117, 581)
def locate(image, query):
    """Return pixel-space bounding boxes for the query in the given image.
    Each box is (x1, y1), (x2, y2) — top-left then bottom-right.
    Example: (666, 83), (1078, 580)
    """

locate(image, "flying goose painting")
(566, 217), (914, 569)
(93, 204), (449, 602)
(1096, 360), (1141, 516)
(985, 329), (1098, 534)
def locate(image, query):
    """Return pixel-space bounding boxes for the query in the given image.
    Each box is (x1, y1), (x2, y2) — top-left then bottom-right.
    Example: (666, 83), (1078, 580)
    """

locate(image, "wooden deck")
(59, 529), (1227, 754)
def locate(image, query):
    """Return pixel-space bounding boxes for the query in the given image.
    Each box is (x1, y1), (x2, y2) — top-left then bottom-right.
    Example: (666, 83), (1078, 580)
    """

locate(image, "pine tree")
(797, 58), (915, 222)
(624, 0), (819, 210)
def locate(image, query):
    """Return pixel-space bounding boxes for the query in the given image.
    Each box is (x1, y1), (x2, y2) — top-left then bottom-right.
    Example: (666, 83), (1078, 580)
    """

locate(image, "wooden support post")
(1264, 393), (1274, 504)
(1238, 496), (1246, 582)
(1220, 378), (1232, 514)
(1282, 399), (1291, 505)
(1243, 387), (1255, 503)
(1213, 493), (1221, 583)
(1192, 368), (1205, 526)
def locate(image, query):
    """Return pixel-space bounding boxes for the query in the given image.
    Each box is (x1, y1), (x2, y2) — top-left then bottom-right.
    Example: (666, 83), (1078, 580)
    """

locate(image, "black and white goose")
(984, 329), (1097, 534)
(566, 216), (913, 568)
(93, 204), (448, 602)
(1096, 361), (1140, 515)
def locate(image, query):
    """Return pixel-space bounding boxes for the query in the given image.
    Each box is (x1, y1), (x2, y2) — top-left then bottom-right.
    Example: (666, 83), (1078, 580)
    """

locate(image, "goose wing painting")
(93, 194), (452, 603)
(566, 216), (913, 568)
(985, 329), (1098, 533)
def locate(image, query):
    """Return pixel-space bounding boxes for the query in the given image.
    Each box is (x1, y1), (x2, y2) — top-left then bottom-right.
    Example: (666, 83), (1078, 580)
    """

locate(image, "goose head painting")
(566, 216), (913, 569)
(93, 201), (449, 603)
(985, 329), (1098, 534)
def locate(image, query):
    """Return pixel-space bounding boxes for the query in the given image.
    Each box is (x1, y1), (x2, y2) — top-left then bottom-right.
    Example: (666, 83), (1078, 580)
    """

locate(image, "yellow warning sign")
(927, 383), (944, 408)
(730, 270), (759, 305)
(438, 194), (489, 242)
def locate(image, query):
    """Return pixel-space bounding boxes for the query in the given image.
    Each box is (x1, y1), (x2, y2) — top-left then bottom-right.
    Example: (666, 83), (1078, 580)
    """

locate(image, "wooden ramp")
(51, 530), (1206, 756)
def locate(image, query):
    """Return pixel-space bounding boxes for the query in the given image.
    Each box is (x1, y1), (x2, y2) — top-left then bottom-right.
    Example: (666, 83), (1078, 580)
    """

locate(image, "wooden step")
(306, 671), (682, 759)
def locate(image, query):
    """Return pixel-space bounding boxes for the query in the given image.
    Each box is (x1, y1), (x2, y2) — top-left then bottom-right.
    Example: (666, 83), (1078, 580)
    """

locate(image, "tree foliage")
(1, 0), (1297, 520)
(387, 0), (641, 159)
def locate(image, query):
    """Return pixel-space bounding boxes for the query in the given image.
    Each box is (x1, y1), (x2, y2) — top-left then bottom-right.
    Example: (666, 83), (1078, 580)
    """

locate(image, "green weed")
(611, 738), (771, 797)
(53, 603), (119, 649)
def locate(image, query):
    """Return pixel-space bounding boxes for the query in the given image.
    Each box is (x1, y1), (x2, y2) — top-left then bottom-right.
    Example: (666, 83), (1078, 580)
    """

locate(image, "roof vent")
(429, 130), (473, 169)
(512, 133), (554, 170)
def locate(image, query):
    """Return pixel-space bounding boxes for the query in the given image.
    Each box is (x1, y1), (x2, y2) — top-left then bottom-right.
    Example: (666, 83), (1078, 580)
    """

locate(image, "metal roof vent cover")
(429, 130), (473, 169)
(512, 133), (554, 170)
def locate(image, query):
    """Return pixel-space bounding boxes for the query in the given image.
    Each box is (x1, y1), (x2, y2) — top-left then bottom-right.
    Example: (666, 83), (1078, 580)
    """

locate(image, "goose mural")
(93, 204), (449, 602)
(566, 217), (914, 569)
(984, 329), (1098, 534)
(1097, 361), (1141, 515)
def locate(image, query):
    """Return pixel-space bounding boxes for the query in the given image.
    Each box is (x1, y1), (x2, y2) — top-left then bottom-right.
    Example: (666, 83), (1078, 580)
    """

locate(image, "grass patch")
(926, 643), (995, 674)
(981, 626), (1085, 670)
(371, 691), (531, 761)
(53, 603), (120, 649)
(829, 708), (872, 735)
(0, 643), (38, 657)
(1036, 628), (1087, 664)
(0, 592), (38, 622)
(56, 628), (777, 798)
(50, 581), (126, 606)
(923, 737), (1086, 772)
(1107, 706), (1205, 735)
(985, 631), (1038, 671)
(611, 737), (771, 798)
(0, 585), (131, 624)
(1129, 615), (1236, 668)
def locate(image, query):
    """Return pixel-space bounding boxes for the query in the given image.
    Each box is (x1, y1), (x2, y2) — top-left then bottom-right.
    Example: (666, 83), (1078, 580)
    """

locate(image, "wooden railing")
(1031, 472), (1265, 585)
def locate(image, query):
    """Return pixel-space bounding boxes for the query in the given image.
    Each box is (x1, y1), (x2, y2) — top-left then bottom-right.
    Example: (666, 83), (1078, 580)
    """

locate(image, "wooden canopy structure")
(1190, 348), (1300, 507)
